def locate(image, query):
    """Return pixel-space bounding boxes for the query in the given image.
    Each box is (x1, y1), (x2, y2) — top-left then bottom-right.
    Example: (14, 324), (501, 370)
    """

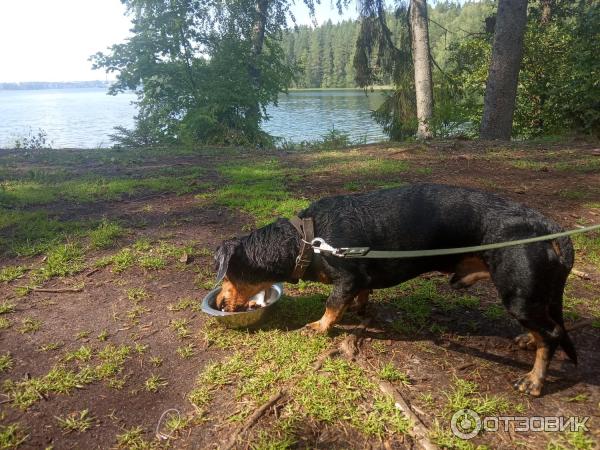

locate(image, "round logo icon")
(451, 409), (482, 440)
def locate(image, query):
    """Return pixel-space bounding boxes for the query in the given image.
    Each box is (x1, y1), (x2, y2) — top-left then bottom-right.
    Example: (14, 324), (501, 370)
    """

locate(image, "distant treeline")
(0, 81), (110, 90)
(283, 1), (495, 88)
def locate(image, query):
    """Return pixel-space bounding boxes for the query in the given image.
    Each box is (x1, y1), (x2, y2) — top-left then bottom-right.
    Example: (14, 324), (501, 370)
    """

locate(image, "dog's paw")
(302, 320), (329, 335)
(513, 372), (543, 396)
(514, 333), (536, 351)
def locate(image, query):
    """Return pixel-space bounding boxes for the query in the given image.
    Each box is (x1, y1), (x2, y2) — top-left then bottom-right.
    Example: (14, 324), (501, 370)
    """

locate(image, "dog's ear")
(214, 238), (239, 283)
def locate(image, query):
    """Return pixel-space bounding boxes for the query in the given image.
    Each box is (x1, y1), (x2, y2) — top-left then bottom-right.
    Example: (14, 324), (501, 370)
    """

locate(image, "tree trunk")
(480, 0), (528, 140)
(248, 0), (269, 125)
(410, 0), (433, 140)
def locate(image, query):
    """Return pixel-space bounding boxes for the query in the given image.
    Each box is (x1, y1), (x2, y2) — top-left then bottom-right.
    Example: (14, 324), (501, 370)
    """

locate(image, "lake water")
(0, 88), (386, 148)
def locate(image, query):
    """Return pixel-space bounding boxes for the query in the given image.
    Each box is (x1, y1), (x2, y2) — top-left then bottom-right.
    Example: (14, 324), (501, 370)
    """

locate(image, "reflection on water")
(0, 88), (387, 148)
(264, 89), (386, 144)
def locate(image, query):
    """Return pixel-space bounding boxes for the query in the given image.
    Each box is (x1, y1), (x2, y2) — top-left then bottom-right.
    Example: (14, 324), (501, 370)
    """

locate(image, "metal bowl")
(201, 283), (283, 329)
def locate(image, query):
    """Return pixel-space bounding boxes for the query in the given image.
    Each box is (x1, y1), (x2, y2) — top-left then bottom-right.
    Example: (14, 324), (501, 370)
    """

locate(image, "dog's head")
(214, 238), (271, 312)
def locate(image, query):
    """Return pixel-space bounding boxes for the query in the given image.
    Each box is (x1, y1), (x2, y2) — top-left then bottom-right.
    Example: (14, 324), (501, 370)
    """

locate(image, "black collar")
(289, 216), (314, 280)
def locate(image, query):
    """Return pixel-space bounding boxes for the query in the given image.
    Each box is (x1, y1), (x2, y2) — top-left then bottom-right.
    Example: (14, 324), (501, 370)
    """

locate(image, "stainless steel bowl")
(201, 283), (283, 328)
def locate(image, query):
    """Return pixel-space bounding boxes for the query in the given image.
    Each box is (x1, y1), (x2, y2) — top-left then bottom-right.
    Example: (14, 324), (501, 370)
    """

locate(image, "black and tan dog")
(214, 183), (577, 396)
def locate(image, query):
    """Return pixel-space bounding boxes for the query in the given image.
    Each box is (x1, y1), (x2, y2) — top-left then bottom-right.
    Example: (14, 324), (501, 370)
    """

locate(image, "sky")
(0, 0), (357, 83)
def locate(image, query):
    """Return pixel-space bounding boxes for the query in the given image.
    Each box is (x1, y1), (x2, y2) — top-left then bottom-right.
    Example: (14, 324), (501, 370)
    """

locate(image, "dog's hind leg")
(348, 289), (371, 316)
(306, 284), (357, 334)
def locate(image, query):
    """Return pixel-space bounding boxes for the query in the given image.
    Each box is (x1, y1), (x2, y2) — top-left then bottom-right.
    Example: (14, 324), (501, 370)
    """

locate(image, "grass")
(171, 318), (191, 340)
(145, 374), (168, 393)
(176, 344), (196, 359)
(89, 220), (124, 249)
(0, 265), (26, 283)
(56, 409), (94, 433)
(64, 346), (94, 363)
(127, 287), (149, 303)
(378, 361), (411, 386)
(0, 423), (28, 449)
(0, 301), (15, 314)
(37, 243), (85, 280)
(18, 317), (42, 334)
(215, 159), (310, 226)
(443, 377), (514, 417)
(0, 317), (10, 330)
(573, 232), (600, 268)
(0, 352), (13, 373)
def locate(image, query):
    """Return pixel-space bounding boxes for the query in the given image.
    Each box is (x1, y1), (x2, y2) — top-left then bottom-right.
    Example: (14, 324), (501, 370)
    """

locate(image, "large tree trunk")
(410, 0), (433, 140)
(480, 0), (528, 140)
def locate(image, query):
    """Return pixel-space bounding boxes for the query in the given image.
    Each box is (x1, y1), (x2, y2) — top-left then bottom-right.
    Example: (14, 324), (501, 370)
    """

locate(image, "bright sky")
(0, 0), (357, 83)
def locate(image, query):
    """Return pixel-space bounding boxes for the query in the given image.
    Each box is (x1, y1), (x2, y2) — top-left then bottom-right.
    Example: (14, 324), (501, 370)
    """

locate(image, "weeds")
(0, 265), (26, 283)
(145, 374), (168, 393)
(56, 410), (94, 433)
(89, 220), (123, 249)
(0, 353), (13, 373)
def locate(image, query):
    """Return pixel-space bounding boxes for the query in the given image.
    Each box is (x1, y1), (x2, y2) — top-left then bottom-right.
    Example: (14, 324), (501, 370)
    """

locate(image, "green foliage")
(13, 128), (52, 150)
(448, 0), (600, 137)
(92, 0), (295, 146)
(89, 220), (123, 249)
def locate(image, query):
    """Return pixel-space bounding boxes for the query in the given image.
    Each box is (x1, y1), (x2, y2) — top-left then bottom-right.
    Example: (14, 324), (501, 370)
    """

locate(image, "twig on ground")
(572, 269), (591, 280)
(85, 268), (100, 277)
(566, 319), (593, 332)
(222, 390), (284, 450)
(32, 287), (83, 293)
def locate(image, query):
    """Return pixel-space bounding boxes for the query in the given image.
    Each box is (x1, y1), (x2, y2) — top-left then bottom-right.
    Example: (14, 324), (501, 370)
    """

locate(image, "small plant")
(38, 342), (63, 352)
(64, 346), (93, 363)
(0, 266), (26, 283)
(56, 409), (94, 433)
(145, 374), (168, 392)
(139, 255), (166, 270)
(89, 220), (123, 249)
(165, 414), (191, 434)
(75, 330), (91, 340)
(13, 127), (52, 150)
(176, 344), (196, 359)
(0, 301), (16, 314)
(127, 287), (149, 303)
(133, 238), (152, 252)
(0, 317), (10, 329)
(97, 330), (109, 341)
(170, 318), (191, 339)
(116, 426), (147, 448)
(0, 423), (28, 448)
(112, 248), (136, 273)
(0, 352), (13, 373)
(134, 343), (149, 354)
(19, 317), (42, 334)
(149, 356), (163, 367)
(378, 362), (411, 386)
(167, 297), (198, 312)
(126, 305), (150, 322)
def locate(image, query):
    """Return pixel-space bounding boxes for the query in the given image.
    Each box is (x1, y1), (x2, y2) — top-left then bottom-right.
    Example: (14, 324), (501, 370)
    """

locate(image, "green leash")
(310, 224), (600, 259)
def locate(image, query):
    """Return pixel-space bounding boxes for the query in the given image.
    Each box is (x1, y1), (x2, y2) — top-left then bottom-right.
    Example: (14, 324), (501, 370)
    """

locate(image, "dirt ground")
(0, 139), (599, 450)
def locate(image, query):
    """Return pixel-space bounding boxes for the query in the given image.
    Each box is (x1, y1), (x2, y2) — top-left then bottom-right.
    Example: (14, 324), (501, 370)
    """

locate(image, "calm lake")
(0, 88), (386, 148)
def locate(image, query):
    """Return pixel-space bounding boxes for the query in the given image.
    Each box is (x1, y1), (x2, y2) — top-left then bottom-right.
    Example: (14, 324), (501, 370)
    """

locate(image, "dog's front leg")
(305, 284), (356, 334)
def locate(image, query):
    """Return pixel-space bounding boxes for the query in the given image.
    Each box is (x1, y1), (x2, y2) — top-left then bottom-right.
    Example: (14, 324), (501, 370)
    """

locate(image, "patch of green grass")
(0, 423), (28, 449)
(111, 248), (136, 273)
(0, 265), (26, 283)
(134, 343), (149, 354)
(37, 342), (63, 352)
(510, 159), (547, 170)
(89, 220), (124, 249)
(170, 318), (191, 339)
(443, 377), (512, 417)
(133, 238), (152, 252)
(378, 362), (411, 386)
(145, 374), (168, 393)
(126, 305), (150, 322)
(37, 243), (85, 280)
(164, 414), (192, 435)
(167, 297), (200, 312)
(97, 330), (109, 341)
(75, 330), (91, 340)
(215, 160), (309, 226)
(95, 344), (131, 380)
(127, 287), (149, 303)
(0, 317), (10, 329)
(64, 346), (93, 363)
(573, 232), (600, 268)
(176, 344), (196, 359)
(138, 255), (166, 270)
(0, 352), (13, 373)
(0, 301), (15, 314)
(566, 393), (589, 403)
(0, 209), (83, 257)
(56, 409), (94, 433)
(481, 304), (505, 322)
(115, 426), (154, 449)
(149, 356), (163, 367)
(548, 430), (597, 450)
(18, 317), (42, 334)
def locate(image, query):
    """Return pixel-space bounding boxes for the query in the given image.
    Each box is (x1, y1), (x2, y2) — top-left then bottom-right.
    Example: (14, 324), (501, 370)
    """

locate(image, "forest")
(90, 0), (599, 144)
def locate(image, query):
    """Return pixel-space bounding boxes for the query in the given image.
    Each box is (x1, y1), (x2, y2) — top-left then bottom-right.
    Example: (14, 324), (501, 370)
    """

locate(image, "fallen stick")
(378, 381), (439, 450)
(572, 269), (591, 280)
(32, 287), (83, 293)
(566, 319), (593, 333)
(222, 390), (284, 450)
